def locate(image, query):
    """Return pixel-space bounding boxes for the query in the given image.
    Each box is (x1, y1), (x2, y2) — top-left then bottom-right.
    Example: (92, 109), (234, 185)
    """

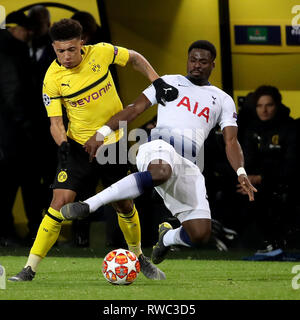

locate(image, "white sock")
(84, 173), (143, 212)
(163, 226), (192, 247)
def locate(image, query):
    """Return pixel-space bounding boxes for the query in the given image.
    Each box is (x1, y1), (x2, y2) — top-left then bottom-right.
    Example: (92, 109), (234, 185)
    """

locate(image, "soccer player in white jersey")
(61, 40), (257, 264)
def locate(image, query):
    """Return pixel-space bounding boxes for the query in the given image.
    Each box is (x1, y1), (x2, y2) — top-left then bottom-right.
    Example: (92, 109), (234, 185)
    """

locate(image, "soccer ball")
(102, 248), (140, 285)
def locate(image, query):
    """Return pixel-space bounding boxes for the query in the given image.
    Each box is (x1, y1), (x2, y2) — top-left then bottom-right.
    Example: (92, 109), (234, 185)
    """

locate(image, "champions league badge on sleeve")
(43, 93), (51, 107)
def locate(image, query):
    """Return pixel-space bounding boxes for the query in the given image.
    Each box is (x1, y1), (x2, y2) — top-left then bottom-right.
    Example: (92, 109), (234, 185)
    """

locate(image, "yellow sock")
(117, 204), (142, 257)
(30, 208), (62, 258)
(47, 206), (65, 221)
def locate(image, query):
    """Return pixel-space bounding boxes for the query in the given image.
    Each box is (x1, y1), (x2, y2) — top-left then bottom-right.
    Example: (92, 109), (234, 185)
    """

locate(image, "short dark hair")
(49, 18), (82, 41)
(188, 40), (217, 61)
(253, 85), (282, 107)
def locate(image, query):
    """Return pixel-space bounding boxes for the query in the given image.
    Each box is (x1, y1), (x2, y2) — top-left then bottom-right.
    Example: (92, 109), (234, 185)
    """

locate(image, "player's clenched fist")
(152, 78), (179, 106)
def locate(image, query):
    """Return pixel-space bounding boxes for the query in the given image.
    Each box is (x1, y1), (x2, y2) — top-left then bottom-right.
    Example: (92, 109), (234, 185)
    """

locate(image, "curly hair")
(49, 18), (82, 41)
(253, 85), (282, 107)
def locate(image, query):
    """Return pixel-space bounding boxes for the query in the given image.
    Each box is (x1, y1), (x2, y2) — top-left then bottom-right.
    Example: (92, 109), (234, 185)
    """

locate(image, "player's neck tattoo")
(186, 75), (210, 86)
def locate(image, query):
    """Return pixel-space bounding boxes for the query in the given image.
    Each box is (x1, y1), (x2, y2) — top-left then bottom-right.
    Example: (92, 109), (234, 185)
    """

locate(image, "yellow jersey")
(42, 42), (129, 145)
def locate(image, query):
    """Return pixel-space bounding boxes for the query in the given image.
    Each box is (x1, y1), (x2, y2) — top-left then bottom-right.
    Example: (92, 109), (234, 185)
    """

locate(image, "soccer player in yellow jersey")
(9, 18), (178, 281)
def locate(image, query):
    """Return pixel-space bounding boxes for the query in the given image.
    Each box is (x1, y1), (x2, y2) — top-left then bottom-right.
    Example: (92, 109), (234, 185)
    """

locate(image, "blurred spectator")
(28, 5), (56, 79)
(237, 85), (298, 252)
(0, 11), (44, 246)
(71, 11), (107, 45)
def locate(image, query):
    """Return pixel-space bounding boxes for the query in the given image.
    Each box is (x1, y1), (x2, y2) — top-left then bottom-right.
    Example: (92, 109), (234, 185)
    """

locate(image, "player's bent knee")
(112, 199), (134, 214)
(182, 218), (211, 246)
(147, 162), (172, 186)
(200, 228), (211, 244)
(51, 189), (76, 211)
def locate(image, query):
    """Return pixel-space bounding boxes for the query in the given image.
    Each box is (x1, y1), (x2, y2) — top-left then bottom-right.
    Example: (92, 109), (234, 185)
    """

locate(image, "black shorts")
(51, 138), (131, 197)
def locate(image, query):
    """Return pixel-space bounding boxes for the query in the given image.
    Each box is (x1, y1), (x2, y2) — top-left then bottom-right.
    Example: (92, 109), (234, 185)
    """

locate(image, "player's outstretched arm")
(128, 50), (178, 106)
(83, 94), (151, 161)
(107, 94), (152, 130)
(222, 126), (257, 201)
(127, 50), (159, 82)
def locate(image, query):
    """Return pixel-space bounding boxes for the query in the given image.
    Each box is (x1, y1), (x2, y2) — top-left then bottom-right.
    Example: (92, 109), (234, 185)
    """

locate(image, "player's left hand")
(83, 132), (104, 162)
(236, 174), (258, 201)
(152, 78), (179, 106)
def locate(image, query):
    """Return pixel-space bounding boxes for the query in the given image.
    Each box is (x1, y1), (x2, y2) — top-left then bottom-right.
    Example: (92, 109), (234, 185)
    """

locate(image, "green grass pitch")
(0, 247), (300, 300)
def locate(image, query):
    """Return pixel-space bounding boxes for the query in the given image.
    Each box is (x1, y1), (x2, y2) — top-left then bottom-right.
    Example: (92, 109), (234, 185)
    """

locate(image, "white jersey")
(142, 74), (237, 167)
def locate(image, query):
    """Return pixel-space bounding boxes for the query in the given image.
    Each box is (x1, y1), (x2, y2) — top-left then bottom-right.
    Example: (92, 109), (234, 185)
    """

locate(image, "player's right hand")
(236, 174), (258, 201)
(83, 133), (104, 162)
(58, 141), (70, 168)
(152, 78), (179, 106)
